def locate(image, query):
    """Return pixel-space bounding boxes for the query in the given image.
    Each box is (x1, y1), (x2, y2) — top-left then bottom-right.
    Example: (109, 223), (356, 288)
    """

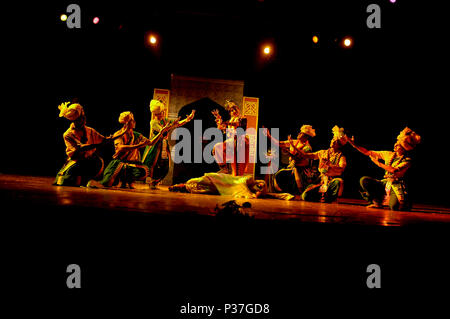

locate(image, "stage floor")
(1, 174), (449, 227)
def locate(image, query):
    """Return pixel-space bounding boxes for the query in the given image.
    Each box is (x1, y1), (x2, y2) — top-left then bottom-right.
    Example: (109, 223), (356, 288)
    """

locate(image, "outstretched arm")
(369, 155), (407, 174)
(177, 110), (195, 127)
(348, 136), (371, 156)
(287, 135), (318, 160)
(262, 126), (290, 149)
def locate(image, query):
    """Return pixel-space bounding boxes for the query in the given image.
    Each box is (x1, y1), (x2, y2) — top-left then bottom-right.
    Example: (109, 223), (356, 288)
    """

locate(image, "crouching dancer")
(299, 126), (348, 203)
(88, 111), (172, 189)
(54, 102), (124, 187)
(349, 127), (421, 211)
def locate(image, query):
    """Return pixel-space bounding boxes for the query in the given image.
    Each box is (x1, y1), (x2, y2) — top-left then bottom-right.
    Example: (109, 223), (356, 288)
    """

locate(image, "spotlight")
(342, 37), (353, 48)
(390, 0), (396, 3)
(60, 14), (68, 22)
(93, 17), (100, 24)
(312, 35), (319, 44)
(145, 32), (160, 50)
(263, 46), (271, 55)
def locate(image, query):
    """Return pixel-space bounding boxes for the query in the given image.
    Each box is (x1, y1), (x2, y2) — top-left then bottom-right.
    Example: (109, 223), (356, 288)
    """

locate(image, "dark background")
(3, 0), (448, 205)
(3, 1), (450, 313)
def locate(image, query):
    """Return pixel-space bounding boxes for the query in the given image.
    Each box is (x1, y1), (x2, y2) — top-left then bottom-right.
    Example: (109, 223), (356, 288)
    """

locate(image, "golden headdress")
(224, 99), (239, 111)
(150, 99), (164, 114)
(396, 127), (421, 151)
(58, 102), (84, 121)
(118, 111), (134, 124)
(300, 125), (316, 137)
(331, 125), (348, 145)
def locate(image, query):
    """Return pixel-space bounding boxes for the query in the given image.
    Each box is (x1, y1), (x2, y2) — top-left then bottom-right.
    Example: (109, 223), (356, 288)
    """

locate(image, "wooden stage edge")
(1, 174), (449, 227)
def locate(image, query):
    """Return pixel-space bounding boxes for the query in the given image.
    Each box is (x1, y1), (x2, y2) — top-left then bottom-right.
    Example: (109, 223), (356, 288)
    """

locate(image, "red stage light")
(93, 17), (100, 24)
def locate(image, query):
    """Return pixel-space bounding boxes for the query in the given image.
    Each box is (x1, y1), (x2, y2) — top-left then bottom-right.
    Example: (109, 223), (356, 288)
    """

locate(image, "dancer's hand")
(186, 110), (195, 122)
(211, 109), (220, 117)
(348, 136), (356, 146)
(287, 135), (294, 145)
(58, 101), (70, 110)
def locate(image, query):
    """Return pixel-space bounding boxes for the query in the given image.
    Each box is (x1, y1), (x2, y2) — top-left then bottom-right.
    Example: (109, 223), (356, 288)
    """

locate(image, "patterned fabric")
(369, 151), (411, 181)
(366, 150), (412, 205)
(301, 148), (346, 201)
(313, 149), (347, 177)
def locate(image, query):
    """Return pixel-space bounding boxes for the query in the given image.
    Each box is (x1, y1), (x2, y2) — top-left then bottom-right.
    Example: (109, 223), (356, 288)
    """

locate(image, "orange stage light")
(343, 37), (353, 48)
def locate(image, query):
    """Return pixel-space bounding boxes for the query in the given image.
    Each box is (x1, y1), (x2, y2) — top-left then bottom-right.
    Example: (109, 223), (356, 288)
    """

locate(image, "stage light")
(312, 35), (319, 44)
(390, 0), (396, 3)
(342, 37), (353, 48)
(263, 46), (271, 55)
(145, 32), (161, 50)
(60, 14), (68, 22)
(93, 17), (100, 24)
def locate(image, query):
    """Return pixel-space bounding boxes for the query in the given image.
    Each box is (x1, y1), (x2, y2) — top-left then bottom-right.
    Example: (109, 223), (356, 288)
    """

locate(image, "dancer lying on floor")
(169, 173), (295, 200)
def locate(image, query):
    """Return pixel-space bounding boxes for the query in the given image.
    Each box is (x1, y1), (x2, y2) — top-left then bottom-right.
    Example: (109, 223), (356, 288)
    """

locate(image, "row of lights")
(60, 14), (353, 54)
(310, 35), (354, 49)
(60, 14), (101, 24)
(260, 35), (353, 57)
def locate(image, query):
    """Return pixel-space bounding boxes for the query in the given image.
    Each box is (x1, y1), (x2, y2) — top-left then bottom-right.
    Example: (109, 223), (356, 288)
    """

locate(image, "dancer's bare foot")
(87, 180), (104, 189)
(367, 202), (382, 209)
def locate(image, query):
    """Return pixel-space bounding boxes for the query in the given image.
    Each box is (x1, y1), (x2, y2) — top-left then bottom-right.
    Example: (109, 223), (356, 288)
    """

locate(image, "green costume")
(99, 131), (150, 187)
(141, 118), (173, 184)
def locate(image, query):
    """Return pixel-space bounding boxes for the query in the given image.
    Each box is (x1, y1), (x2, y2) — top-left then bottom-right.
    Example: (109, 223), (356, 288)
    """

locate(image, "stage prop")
(153, 74), (254, 185)
(242, 97), (259, 177)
